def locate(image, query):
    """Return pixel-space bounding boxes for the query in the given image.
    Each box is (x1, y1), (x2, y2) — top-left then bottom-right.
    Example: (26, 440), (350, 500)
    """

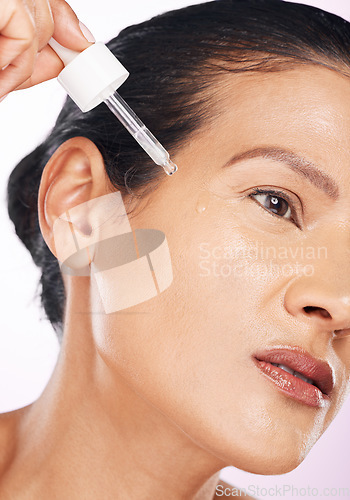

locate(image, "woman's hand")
(0, 0), (94, 100)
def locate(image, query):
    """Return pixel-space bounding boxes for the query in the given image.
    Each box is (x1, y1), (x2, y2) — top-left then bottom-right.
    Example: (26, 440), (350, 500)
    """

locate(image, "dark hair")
(7, 0), (350, 341)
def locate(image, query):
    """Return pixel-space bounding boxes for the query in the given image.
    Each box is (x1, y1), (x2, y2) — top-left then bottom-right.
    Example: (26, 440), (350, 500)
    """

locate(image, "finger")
(33, 0), (55, 51)
(49, 0), (94, 52)
(15, 44), (63, 89)
(0, 0), (36, 70)
(0, 43), (37, 95)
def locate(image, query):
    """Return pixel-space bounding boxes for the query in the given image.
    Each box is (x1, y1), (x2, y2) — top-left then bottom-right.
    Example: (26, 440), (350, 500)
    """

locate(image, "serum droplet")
(195, 190), (210, 214)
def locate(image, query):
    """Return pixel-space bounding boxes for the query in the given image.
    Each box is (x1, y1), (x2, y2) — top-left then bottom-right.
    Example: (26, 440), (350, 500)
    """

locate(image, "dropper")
(48, 38), (177, 176)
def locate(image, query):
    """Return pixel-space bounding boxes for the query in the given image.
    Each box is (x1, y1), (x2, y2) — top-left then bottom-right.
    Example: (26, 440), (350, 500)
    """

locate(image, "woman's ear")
(38, 137), (110, 257)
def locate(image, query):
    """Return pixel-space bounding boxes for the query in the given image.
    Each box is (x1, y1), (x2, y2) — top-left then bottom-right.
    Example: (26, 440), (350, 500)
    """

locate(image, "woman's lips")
(252, 348), (335, 408)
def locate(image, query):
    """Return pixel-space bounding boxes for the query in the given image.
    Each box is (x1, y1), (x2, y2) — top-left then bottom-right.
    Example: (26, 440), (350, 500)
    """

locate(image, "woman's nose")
(284, 264), (350, 334)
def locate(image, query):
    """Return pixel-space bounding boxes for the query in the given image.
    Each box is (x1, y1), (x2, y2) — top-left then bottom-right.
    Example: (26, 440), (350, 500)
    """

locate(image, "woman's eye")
(250, 191), (292, 220)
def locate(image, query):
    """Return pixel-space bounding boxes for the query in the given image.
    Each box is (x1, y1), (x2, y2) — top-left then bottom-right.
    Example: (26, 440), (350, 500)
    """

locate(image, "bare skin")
(0, 1), (256, 497)
(0, 64), (350, 499)
(0, 0), (93, 98)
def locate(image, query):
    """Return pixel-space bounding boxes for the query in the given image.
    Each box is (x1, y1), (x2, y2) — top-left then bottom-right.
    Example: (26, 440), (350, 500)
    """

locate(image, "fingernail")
(79, 21), (95, 43)
(1, 64), (9, 71)
(0, 94), (8, 103)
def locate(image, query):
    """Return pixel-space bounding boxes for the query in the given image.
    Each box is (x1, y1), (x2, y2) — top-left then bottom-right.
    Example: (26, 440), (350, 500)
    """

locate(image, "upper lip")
(253, 347), (335, 396)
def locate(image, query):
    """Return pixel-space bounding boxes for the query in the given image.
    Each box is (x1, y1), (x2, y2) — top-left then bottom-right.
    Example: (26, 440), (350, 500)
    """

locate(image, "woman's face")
(91, 65), (350, 474)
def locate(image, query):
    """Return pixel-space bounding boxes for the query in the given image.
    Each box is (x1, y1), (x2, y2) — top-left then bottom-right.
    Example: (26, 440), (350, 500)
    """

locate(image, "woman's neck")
(0, 313), (226, 500)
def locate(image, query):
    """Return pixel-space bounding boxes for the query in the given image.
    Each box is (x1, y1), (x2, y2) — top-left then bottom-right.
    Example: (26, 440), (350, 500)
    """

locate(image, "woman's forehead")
(213, 65), (350, 120)
(199, 66), (350, 164)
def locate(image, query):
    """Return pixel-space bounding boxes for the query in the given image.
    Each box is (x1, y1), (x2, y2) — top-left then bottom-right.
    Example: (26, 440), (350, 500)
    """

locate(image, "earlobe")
(38, 137), (110, 257)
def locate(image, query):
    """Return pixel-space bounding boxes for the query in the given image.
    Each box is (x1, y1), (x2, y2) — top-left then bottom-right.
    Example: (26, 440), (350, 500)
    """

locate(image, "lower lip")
(253, 358), (330, 408)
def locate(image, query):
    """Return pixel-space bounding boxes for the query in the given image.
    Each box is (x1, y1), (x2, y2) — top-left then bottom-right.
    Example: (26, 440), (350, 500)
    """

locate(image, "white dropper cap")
(49, 39), (129, 112)
(49, 38), (178, 175)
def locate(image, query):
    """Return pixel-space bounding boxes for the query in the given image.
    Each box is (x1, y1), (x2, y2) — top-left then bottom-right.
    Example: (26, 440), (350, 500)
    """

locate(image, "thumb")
(50, 0), (95, 52)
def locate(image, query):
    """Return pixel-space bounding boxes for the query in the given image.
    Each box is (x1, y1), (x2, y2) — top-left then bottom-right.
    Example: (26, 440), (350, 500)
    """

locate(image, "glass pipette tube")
(104, 92), (178, 176)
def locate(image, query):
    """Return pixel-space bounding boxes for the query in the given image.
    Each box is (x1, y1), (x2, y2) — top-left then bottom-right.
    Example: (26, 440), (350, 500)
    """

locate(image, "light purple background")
(0, 1), (349, 498)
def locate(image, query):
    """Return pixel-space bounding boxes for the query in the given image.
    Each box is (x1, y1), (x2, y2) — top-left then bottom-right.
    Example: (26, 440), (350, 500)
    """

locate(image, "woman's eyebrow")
(222, 146), (339, 200)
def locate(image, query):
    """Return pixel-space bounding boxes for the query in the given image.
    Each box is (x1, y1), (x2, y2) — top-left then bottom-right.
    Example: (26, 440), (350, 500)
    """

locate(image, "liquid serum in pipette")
(48, 38), (178, 176)
(104, 91), (177, 176)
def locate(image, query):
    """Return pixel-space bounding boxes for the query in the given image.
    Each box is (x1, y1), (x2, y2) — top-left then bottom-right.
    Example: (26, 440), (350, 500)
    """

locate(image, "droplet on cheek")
(195, 190), (210, 214)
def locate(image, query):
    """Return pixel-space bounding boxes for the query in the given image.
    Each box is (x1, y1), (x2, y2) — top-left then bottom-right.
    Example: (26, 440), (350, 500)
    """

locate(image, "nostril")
(303, 306), (332, 319)
(333, 328), (350, 338)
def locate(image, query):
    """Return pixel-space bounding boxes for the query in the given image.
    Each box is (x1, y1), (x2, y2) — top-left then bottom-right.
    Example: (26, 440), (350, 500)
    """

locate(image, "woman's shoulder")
(0, 406), (33, 499)
(0, 407), (27, 477)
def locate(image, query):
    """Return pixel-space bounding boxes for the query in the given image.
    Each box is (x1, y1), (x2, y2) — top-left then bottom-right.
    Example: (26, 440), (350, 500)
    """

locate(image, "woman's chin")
(220, 447), (306, 476)
(237, 455), (304, 476)
(196, 420), (315, 476)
